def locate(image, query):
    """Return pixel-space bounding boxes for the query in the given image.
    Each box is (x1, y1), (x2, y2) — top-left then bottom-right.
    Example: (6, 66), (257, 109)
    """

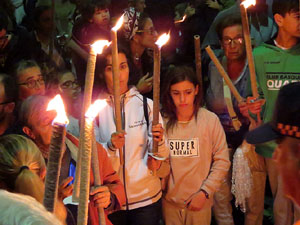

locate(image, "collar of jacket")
(103, 86), (139, 106)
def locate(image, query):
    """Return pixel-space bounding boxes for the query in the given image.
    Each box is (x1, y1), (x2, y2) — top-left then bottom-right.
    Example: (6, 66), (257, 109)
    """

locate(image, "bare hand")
(111, 131), (126, 149)
(147, 156), (162, 171)
(152, 123), (164, 142)
(238, 101), (249, 118)
(187, 191), (207, 211)
(206, 0), (223, 10)
(90, 185), (111, 208)
(246, 97), (265, 115)
(136, 73), (153, 94)
(238, 97), (265, 117)
(58, 176), (73, 200)
(184, 5), (196, 18)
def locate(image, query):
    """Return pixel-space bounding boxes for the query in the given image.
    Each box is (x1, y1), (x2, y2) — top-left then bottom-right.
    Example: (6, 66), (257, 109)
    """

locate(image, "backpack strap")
(143, 96), (149, 129)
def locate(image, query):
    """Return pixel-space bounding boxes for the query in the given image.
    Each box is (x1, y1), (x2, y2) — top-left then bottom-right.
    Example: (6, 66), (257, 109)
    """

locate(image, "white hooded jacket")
(96, 87), (168, 210)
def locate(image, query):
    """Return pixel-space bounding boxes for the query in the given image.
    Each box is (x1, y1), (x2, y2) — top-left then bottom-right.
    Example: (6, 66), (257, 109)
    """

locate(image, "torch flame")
(174, 15), (186, 24)
(91, 40), (111, 54)
(85, 99), (108, 119)
(112, 14), (124, 31)
(241, 0), (256, 8)
(155, 33), (170, 48)
(47, 95), (69, 125)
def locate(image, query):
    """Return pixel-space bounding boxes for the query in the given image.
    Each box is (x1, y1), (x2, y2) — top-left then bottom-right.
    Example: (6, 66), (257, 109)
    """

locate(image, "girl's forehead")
(143, 18), (154, 29)
(171, 80), (195, 89)
(59, 72), (75, 82)
(95, 7), (108, 13)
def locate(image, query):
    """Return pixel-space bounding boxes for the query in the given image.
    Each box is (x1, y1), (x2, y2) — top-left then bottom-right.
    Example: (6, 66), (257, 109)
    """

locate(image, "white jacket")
(96, 87), (168, 210)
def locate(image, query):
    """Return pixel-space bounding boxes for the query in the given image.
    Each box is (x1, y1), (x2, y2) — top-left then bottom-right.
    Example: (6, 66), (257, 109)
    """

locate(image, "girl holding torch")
(95, 45), (168, 225)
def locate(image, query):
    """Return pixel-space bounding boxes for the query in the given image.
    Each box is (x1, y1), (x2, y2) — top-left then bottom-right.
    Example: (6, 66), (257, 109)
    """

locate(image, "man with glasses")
(206, 15), (263, 225)
(0, 73), (17, 136)
(13, 59), (45, 101)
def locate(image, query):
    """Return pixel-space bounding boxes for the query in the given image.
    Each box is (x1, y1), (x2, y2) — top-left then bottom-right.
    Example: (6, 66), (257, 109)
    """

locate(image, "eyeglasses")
(60, 80), (80, 89)
(222, 37), (244, 46)
(18, 77), (45, 89)
(136, 28), (157, 35)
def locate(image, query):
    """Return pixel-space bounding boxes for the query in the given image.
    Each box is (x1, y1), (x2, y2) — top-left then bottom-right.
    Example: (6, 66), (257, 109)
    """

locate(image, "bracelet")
(107, 140), (117, 151)
(200, 189), (209, 199)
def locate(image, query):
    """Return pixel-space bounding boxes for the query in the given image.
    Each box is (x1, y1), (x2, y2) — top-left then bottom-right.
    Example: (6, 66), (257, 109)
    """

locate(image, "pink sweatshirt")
(163, 108), (230, 209)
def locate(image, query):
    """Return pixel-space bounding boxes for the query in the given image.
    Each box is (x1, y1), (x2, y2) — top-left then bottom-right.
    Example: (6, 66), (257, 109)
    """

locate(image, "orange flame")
(92, 40), (111, 54)
(241, 0), (256, 8)
(112, 14), (124, 31)
(47, 95), (69, 125)
(155, 33), (170, 48)
(174, 15), (186, 24)
(85, 99), (108, 119)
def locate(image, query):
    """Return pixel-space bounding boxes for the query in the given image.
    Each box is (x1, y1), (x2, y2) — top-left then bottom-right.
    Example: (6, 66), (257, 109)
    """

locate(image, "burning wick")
(155, 32), (170, 48)
(241, 0), (256, 8)
(112, 14), (125, 31)
(91, 40), (111, 54)
(174, 15), (186, 24)
(47, 94), (69, 125)
(85, 99), (108, 119)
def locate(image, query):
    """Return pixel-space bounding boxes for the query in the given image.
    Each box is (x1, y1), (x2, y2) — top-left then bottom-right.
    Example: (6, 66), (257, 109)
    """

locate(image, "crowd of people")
(0, 0), (299, 225)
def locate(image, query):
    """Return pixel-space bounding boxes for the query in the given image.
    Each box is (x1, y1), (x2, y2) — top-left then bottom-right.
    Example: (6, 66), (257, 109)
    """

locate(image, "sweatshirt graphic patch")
(266, 72), (300, 91)
(168, 138), (199, 157)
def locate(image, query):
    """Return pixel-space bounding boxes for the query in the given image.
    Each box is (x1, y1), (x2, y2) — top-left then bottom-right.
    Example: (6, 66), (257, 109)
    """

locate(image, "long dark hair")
(161, 65), (202, 132)
(95, 44), (133, 92)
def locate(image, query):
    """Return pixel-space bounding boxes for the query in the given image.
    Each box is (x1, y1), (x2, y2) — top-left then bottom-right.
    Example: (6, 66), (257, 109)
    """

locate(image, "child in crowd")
(57, 70), (82, 138)
(95, 46), (168, 225)
(58, 70), (81, 118)
(71, 0), (111, 86)
(161, 65), (230, 225)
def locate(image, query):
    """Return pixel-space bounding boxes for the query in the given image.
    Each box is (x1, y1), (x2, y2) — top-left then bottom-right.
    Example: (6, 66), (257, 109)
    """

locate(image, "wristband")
(200, 189), (209, 199)
(107, 140), (117, 151)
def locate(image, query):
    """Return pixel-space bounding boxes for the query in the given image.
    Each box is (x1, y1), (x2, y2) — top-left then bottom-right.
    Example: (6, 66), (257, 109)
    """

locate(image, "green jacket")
(251, 41), (300, 157)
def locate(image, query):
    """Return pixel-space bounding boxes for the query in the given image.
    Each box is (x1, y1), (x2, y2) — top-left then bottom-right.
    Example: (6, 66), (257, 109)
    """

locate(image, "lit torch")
(43, 95), (69, 213)
(111, 14), (125, 166)
(174, 15), (186, 24)
(152, 33), (170, 158)
(73, 40), (110, 203)
(240, 0), (262, 123)
(77, 99), (107, 225)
